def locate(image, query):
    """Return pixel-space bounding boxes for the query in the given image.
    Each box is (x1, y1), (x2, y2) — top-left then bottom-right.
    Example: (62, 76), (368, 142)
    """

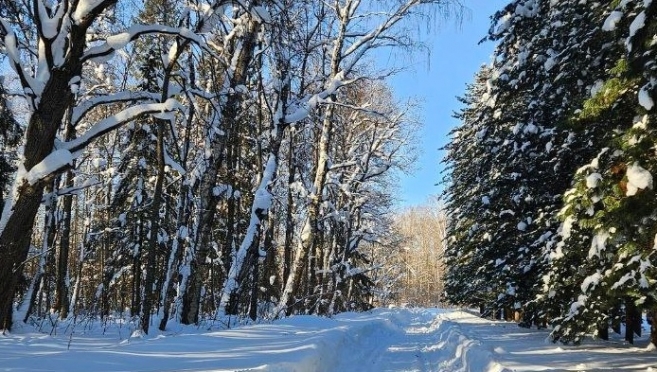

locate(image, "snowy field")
(1, 308), (656, 371)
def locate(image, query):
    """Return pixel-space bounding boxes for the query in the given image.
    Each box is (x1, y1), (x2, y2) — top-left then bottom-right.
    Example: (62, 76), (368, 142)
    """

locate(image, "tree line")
(443, 0), (657, 346)
(0, 0), (456, 334)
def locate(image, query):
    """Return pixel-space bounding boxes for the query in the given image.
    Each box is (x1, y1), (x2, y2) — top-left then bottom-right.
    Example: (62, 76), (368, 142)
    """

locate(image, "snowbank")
(0, 308), (656, 371)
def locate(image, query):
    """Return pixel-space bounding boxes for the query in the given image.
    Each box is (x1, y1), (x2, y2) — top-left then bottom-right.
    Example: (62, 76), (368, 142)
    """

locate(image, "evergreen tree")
(0, 79), (21, 212)
(443, 66), (505, 312)
(543, 0), (657, 344)
(445, 0), (628, 330)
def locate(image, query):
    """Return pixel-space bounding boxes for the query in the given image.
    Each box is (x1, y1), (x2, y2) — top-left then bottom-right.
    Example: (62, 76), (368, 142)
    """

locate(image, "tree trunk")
(55, 170), (73, 319)
(159, 185), (189, 331)
(625, 299), (638, 344)
(15, 186), (57, 324)
(283, 127), (296, 285)
(279, 105), (335, 315)
(141, 118), (166, 334)
(181, 10), (260, 325)
(649, 309), (657, 348)
(131, 224), (143, 317)
(0, 56), (77, 329)
(249, 248), (259, 321)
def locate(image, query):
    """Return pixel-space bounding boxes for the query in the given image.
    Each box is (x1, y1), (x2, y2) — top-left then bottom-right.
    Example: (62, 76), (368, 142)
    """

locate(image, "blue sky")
(390, 0), (507, 207)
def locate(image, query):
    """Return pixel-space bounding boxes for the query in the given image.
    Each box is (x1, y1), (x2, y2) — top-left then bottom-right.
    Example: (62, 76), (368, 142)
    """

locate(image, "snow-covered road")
(1, 308), (656, 371)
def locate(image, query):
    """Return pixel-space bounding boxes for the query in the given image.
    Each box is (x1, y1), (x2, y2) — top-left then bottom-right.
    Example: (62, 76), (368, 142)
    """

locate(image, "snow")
(626, 162), (653, 196)
(105, 33), (132, 50)
(634, 114), (650, 129)
(82, 25), (206, 62)
(164, 150), (186, 175)
(629, 11), (646, 39)
(251, 6), (272, 23)
(602, 11), (623, 32)
(1, 308), (656, 371)
(37, 0), (66, 39)
(63, 99), (182, 154)
(639, 83), (654, 110)
(586, 172), (602, 188)
(25, 149), (73, 185)
(581, 272), (602, 293)
(72, 0), (105, 24)
(588, 232), (609, 258)
(561, 216), (575, 240)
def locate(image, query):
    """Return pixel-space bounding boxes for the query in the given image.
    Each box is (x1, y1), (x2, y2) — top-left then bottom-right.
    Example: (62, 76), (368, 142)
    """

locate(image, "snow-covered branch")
(82, 25), (209, 63)
(71, 91), (162, 125)
(62, 98), (183, 155)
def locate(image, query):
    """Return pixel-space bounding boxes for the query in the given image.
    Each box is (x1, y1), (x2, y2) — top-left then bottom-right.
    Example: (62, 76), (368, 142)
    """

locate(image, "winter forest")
(3, 0), (657, 365)
(443, 0), (657, 348)
(0, 0), (448, 336)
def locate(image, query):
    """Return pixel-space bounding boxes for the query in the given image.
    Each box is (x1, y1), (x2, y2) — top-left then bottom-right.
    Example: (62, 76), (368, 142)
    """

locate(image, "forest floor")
(1, 307), (656, 371)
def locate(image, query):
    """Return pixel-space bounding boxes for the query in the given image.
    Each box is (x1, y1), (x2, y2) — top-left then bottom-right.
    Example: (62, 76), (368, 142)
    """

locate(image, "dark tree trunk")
(2, 301), (11, 332)
(625, 299), (639, 344)
(0, 186), (48, 330)
(181, 13), (259, 325)
(0, 24), (83, 327)
(611, 304), (622, 335)
(283, 128), (295, 285)
(131, 224), (143, 317)
(650, 309), (657, 348)
(249, 250), (259, 321)
(598, 322), (609, 340)
(55, 175), (73, 319)
(141, 118), (166, 334)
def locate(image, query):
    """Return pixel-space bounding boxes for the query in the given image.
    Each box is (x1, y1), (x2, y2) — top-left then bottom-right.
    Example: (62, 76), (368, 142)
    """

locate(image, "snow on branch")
(283, 72), (358, 123)
(0, 18), (37, 99)
(62, 98), (183, 155)
(82, 25), (208, 63)
(36, 0), (68, 40)
(72, 91), (162, 125)
(72, 0), (113, 25)
(25, 149), (73, 185)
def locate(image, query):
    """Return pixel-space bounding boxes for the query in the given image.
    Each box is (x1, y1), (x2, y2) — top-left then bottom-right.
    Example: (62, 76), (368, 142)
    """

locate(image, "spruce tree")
(0, 79), (21, 212)
(544, 0), (657, 344)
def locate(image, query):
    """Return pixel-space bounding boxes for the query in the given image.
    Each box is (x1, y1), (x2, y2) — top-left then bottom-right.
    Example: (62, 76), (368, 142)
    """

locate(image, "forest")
(3, 0), (657, 357)
(0, 0), (451, 334)
(443, 0), (657, 346)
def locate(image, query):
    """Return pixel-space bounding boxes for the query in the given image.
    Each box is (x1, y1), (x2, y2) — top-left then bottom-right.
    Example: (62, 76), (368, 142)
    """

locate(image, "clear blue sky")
(389, 0), (507, 207)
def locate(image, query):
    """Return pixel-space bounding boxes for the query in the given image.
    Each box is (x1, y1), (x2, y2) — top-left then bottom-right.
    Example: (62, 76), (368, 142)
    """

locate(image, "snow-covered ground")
(1, 308), (656, 371)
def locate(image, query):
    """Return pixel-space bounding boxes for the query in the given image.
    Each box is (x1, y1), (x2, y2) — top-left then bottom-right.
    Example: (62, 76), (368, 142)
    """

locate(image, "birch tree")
(0, 0), (224, 331)
(276, 0), (453, 317)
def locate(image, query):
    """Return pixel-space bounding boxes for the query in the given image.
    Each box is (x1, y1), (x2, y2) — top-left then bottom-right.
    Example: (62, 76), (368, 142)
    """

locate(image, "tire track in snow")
(329, 308), (453, 371)
(327, 309), (510, 372)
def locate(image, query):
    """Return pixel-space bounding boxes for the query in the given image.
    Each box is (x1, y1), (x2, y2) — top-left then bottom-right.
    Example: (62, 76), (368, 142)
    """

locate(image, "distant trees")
(444, 0), (657, 346)
(392, 199), (446, 306)
(0, 0), (454, 333)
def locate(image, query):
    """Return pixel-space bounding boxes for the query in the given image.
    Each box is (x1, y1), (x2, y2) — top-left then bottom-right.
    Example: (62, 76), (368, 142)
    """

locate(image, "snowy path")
(1, 308), (656, 371)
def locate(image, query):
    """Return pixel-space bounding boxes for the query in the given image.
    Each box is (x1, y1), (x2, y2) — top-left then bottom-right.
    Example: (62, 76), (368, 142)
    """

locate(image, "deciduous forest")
(0, 0), (450, 334)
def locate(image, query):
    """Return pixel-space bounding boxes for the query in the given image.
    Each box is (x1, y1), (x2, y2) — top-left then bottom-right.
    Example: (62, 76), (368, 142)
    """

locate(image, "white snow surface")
(629, 11), (646, 39)
(602, 11), (623, 32)
(586, 172), (602, 188)
(626, 162), (653, 196)
(639, 83), (654, 111)
(72, 0), (105, 24)
(1, 308), (656, 371)
(25, 149), (73, 185)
